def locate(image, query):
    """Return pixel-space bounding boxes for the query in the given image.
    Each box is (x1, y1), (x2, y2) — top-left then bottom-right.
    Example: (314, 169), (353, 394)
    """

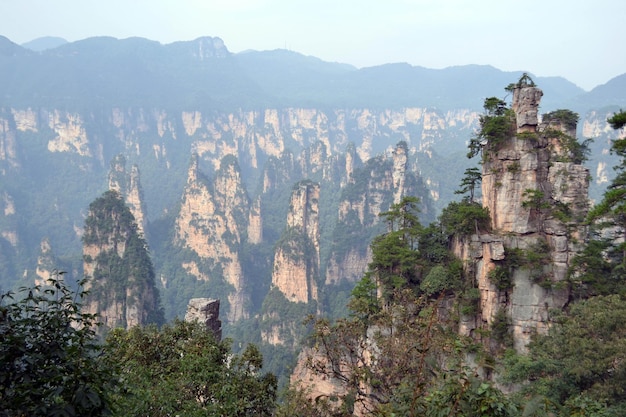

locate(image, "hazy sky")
(1, 0), (624, 91)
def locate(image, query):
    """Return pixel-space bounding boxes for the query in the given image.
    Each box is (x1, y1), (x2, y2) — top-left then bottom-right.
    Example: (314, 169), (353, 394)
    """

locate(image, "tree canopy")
(0, 273), (116, 417)
(0, 274), (277, 417)
(105, 320), (277, 417)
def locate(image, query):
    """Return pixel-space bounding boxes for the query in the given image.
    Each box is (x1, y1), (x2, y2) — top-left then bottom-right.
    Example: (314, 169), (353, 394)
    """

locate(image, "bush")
(488, 266), (513, 291)
(439, 201), (491, 237)
(0, 272), (116, 417)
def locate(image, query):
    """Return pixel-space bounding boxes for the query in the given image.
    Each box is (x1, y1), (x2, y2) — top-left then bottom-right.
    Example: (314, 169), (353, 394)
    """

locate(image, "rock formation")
(174, 154), (251, 322)
(82, 190), (163, 334)
(271, 181), (320, 303)
(108, 154), (148, 237)
(325, 142), (429, 285)
(289, 82), (593, 413)
(34, 238), (57, 286)
(185, 298), (222, 340)
(458, 82), (589, 351)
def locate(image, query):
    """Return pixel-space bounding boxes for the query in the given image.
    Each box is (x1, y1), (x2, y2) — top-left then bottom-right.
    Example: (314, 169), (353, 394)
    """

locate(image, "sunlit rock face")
(174, 154), (251, 322)
(459, 85), (590, 351)
(271, 181), (320, 304)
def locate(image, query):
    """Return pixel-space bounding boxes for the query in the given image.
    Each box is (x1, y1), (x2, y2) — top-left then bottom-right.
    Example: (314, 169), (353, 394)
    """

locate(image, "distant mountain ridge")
(21, 36), (68, 51)
(2, 35), (622, 111)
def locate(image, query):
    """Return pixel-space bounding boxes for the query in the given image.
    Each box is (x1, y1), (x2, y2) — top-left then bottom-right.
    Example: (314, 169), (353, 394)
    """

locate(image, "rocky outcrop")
(512, 84), (543, 132)
(271, 181), (320, 303)
(82, 190), (163, 334)
(108, 154), (148, 237)
(0, 191), (18, 247)
(185, 298), (222, 340)
(47, 110), (91, 156)
(459, 84), (589, 351)
(174, 155), (250, 322)
(0, 115), (18, 173)
(34, 238), (57, 286)
(247, 196), (263, 244)
(324, 142), (429, 285)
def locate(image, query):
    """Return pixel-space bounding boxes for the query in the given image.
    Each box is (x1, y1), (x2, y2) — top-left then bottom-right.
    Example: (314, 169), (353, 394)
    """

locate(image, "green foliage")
(455, 167), (482, 203)
(82, 190), (164, 331)
(420, 367), (518, 417)
(379, 195), (422, 237)
(275, 226), (316, 264)
(302, 287), (516, 416)
(417, 223), (451, 265)
(460, 287), (481, 316)
(274, 386), (341, 417)
(83, 190), (137, 246)
(506, 161), (521, 173)
(421, 265), (450, 296)
(543, 127), (592, 164)
(504, 295), (626, 413)
(486, 242), (553, 292)
(467, 97), (515, 159)
(607, 110), (626, 130)
(586, 111), (626, 279)
(552, 200), (574, 223)
(261, 287), (316, 322)
(0, 273), (116, 416)
(491, 308), (513, 347)
(306, 289), (463, 416)
(524, 240), (552, 269)
(105, 320), (277, 416)
(439, 201), (491, 237)
(542, 109), (579, 131)
(488, 266), (514, 291)
(569, 238), (624, 299)
(522, 189), (550, 210)
(368, 196), (423, 302)
(349, 274), (380, 319)
(505, 73), (536, 92)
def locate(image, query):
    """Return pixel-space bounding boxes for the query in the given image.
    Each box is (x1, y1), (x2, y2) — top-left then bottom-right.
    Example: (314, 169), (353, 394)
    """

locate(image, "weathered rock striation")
(108, 154), (148, 237)
(174, 154), (251, 322)
(457, 82), (590, 351)
(271, 181), (321, 304)
(325, 142), (429, 285)
(34, 237), (57, 286)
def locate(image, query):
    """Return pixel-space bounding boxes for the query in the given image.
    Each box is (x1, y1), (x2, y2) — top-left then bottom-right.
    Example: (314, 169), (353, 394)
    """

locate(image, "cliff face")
(34, 238), (56, 286)
(325, 142), (428, 285)
(174, 154), (251, 322)
(82, 191), (163, 334)
(271, 181), (320, 304)
(458, 84), (589, 351)
(108, 154), (148, 237)
(0, 98), (613, 328)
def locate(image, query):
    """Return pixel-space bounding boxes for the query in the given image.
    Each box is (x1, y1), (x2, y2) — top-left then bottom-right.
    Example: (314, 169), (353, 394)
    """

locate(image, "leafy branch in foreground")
(0, 272), (116, 417)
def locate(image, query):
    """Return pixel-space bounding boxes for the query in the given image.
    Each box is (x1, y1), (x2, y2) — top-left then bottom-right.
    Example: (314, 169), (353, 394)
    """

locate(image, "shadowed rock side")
(82, 190), (164, 335)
